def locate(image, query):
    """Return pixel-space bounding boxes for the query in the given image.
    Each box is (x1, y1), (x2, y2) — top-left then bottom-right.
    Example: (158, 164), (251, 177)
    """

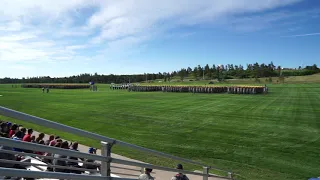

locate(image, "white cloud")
(0, 0), (304, 77)
(0, 33), (36, 41)
(87, 0), (302, 41)
(65, 45), (86, 50)
(0, 21), (22, 31)
(282, 32), (320, 37)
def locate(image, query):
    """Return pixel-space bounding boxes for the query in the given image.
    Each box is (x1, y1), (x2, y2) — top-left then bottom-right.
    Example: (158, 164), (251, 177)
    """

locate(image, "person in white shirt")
(138, 168), (154, 180)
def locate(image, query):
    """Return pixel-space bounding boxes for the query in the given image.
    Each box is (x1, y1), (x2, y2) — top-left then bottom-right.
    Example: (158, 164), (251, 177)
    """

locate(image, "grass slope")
(0, 83), (320, 180)
(164, 73), (320, 84)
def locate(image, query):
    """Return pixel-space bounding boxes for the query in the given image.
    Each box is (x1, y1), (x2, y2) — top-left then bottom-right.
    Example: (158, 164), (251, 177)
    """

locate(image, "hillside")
(151, 73), (320, 85)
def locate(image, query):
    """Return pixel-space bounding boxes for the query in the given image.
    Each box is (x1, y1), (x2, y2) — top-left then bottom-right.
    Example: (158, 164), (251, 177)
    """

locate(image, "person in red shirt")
(22, 129), (33, 142)
(9, 124), (18, 138)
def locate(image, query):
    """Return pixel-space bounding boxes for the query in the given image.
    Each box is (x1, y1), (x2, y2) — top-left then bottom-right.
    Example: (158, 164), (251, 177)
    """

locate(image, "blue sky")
(0, 0), (319, 78)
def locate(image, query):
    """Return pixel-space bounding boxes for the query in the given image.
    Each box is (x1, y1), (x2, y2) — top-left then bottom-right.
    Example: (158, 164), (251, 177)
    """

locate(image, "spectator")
(138, 168), (154, 180)
(45, 135), (54, 145)
(82, 147), (100, 171)
(9, 124), (19, 138)
(45, 142), (62, 171)
(14, 127), (26, 139)
(36, 133), (45, 143)
(12, 136), (23, 152)
(0, 135), (26, 179)
(36, 140), (45, 155)
(49, 136), (60, 146)
(31, 135), (36, 143)
(171, 164), (189, 180)
(22, 129), (33, 142)
(39, 140), (45, 145)
(70, 142), (79, 151)
(0, 122), (8, 137)
(53, 141), (69, 173)
(67, 142), (85, 174)
(5, 122), (12, 134)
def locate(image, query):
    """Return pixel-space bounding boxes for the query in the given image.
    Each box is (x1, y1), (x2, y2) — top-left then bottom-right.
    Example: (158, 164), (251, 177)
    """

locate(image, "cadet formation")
(111, 84), (268, 94)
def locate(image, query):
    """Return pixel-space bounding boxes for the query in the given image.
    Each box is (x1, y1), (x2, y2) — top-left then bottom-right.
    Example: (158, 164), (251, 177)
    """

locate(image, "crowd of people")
(126, 85), (268, 94)
(1, 120), (190, 180)
(0, 120), (100, 179)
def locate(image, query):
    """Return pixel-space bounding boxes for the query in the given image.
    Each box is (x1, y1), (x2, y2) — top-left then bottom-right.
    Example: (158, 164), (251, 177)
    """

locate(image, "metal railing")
(0, 106), (234, 179)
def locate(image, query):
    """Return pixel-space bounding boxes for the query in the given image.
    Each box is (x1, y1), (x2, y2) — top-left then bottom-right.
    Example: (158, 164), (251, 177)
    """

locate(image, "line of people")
(127, 85), (268, 94)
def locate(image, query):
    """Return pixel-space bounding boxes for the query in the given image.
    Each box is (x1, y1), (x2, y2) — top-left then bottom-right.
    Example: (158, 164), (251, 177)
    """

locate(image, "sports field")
(0, 83), (320, 180)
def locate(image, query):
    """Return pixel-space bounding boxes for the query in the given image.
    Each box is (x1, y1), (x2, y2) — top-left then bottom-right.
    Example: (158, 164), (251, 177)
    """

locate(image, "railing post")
(203, 167), (209, 180)
(101, 141), (112, 177)
(141, 167), (145, 174)
(228, 172), (233, 179)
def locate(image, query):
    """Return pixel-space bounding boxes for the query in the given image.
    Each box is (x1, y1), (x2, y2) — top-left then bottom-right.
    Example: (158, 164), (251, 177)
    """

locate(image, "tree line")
(0, 62), (318, 84)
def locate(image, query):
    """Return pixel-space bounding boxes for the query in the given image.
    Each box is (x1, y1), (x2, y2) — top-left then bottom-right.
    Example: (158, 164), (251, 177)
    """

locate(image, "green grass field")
(1, 82), (320, 180)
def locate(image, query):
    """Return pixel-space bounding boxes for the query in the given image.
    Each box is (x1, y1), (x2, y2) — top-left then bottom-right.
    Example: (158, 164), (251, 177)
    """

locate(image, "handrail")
(0, 137), (230, 179)
(0, 167), (134, 180)
(0, 106), (211, 168)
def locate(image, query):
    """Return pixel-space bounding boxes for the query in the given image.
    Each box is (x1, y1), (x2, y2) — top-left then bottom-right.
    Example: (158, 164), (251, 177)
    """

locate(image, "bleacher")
(0, 106), (234, 180)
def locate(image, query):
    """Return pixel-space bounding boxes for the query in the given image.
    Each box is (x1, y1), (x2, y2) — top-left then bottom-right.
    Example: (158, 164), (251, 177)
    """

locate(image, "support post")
(141, 167), (145, 174)
(101, 141), (112, 178)
(228, 172), (233, 179)
(203, 167), (209, 180)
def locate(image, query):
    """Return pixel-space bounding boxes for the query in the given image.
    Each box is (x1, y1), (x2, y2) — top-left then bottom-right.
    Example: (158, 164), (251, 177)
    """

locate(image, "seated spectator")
(67, 142), (84, 174)
(22, 129), (34, 153)
(36, 133), (45, 143)
(138, 168), (154, 180)
(31, 135), (36, 143)
(82, 147), (100, 171)
(70, 142), (79, 151)
(171, 164), (189, 180)
(49, 136), (60, 146)
(35, 140), (45, 155)
(45, 135), (54, 145)
(12, 136), (23, 152)
(22, 129), (33, 142)
(0, 122), (8, 137)
(53, 141), (70, 173)
(5, 122), (12, 134)
(14, 127), (26, 139)
(9, 124), (19, 138)
(43, 142), (62, 165)
(0, 134), (26, 179)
